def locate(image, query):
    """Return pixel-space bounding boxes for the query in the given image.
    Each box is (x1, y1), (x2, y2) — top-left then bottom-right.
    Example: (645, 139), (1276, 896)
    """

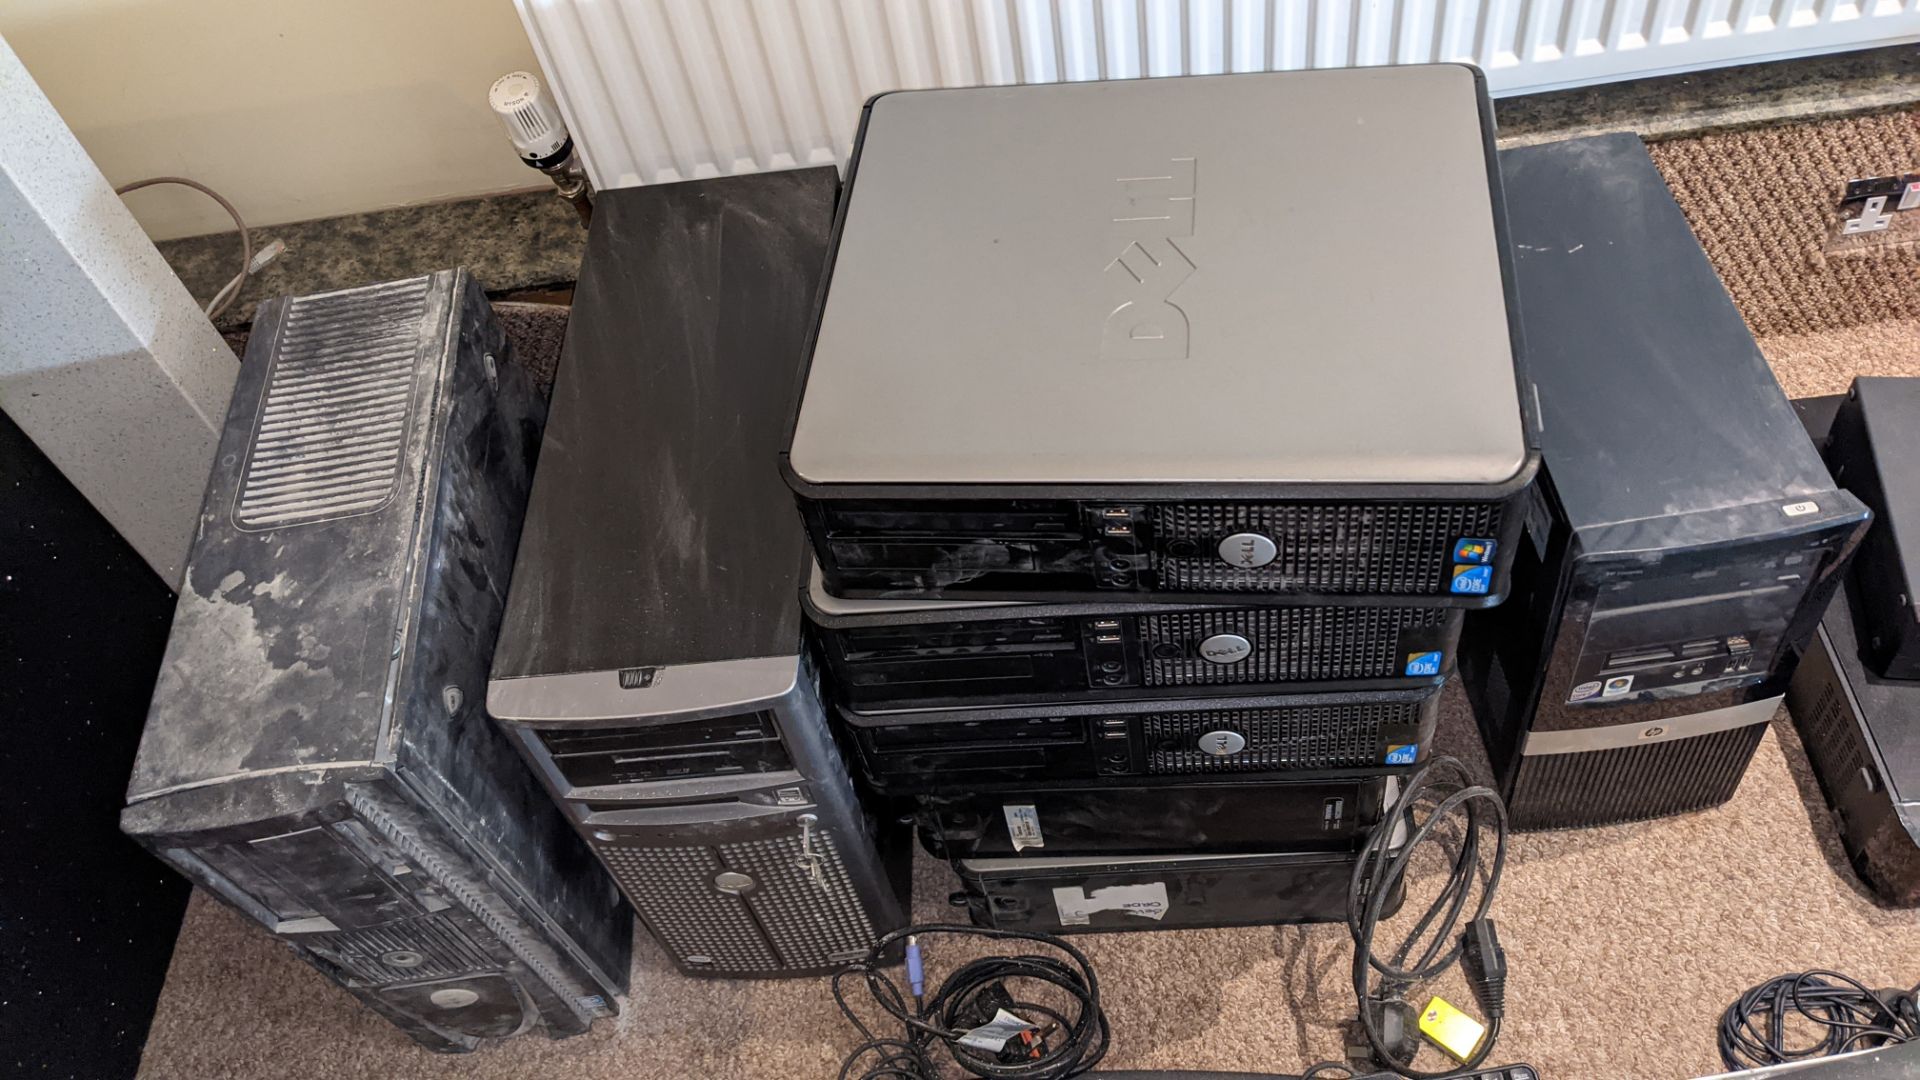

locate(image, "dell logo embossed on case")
(1103, 156), (1196, 361)
(1199, 730), (1247, 756)
(1199, 633), (1253, 664)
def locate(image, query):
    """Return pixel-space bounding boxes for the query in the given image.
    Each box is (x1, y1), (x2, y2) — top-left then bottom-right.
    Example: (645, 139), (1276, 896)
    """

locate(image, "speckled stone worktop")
(157, 44), (1919, 329)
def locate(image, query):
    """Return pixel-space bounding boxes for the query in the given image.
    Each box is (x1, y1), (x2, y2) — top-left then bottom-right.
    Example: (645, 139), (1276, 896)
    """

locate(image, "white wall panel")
(516, 0), (1920, 191)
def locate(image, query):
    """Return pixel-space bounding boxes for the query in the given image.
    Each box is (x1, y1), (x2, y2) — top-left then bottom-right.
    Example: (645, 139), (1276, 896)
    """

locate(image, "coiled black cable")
(1718, 970), (1920, 1070)
(1347, 756), (1510, 1079)
(834, 923), (1109, 1080)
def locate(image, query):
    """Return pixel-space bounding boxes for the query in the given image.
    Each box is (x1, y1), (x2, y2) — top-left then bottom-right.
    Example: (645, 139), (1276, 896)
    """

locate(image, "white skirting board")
(514, 0), (1920, 191)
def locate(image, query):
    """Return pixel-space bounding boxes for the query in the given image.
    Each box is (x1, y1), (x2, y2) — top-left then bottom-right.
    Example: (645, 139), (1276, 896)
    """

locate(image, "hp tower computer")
(121, 273), (632, 1052)
(1460, 135), (1869, 830)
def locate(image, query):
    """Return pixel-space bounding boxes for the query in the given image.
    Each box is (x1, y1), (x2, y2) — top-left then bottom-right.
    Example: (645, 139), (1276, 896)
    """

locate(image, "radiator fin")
(235, 280), (433, 529)
(1509, 724), (1768, 830)
(1146, 701), (1423, 774)
(1152, 502), (1502, 595)
(1139, 607), (1450, 685)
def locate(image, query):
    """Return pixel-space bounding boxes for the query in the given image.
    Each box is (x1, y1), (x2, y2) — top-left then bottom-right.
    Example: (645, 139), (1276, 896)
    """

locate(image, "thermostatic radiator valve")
(489, 71), (592, 226)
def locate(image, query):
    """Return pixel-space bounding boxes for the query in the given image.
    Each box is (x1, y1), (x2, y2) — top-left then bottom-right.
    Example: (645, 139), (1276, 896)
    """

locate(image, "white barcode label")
(1004, 804), (1044, 851)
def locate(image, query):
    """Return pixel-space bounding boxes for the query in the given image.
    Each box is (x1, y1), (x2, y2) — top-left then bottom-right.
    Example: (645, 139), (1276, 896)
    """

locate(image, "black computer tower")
(486, 171), (910, 978)
(1826, 378), (1920, 679)
(1459, 134), (1869, 831)
(1787, 588), (1920, 905)
(120, 273), (632, 1052)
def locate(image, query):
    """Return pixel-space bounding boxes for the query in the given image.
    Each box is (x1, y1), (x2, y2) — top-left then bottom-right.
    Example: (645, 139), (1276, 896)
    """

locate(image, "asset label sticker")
(1384, 744), (1418, 765)
(1453, 538), (1497, 565)
(957, 1009), (1040, 1052)
(1004, 804), (1044, 852)
(1404, 651), (1443, 677)
(1052, 882), (1170, 926)
(1569, 680), (1603, 703)
(1450, 565), (1493, 595)
(1602, 674), (1635, 698)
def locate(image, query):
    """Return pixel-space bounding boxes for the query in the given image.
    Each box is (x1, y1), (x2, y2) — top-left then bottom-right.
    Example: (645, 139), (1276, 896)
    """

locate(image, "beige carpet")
(135, 113), (1920, 1080)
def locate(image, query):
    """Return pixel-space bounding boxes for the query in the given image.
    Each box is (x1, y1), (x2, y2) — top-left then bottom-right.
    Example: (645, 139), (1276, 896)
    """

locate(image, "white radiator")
(515, 0), (1920, 190)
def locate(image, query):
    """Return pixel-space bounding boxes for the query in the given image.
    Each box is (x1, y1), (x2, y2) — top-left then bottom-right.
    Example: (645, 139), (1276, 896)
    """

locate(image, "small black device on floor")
(120, 273), (632, 1052)
(782, 67), (1539, 607)
(485, 171), (911, 978)
(1459, 132), (1869, 831)
(1787, 380), (1920, 906)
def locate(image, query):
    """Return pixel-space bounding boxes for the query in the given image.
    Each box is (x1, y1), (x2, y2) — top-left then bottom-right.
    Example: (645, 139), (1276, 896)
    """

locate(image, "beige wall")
(0, 0), (545, 241)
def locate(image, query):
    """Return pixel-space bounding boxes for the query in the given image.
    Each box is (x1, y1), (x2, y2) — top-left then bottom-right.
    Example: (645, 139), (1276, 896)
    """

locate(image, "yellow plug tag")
(1418, 995), (1487, 1063)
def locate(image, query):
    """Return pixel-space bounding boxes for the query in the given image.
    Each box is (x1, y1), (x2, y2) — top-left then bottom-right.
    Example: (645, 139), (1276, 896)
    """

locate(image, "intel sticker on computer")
(1404, 651), (1443, 677)
(1453, 538), (1497, 565)
(1450, 565), (1493, 595)
(1384, 744), (1418, 765)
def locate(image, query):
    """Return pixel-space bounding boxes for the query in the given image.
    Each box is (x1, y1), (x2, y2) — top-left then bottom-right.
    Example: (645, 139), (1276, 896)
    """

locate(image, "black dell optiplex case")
(486, 171), (910, 979)
(952, 845), (1404, 934)
(805, 564), (1462, 712)
(1458, 134), (1869, 831)
(783, 69), (1539, 608)
(120, 274), (631, 1053)
(842, 687), (1440, 794)
(1826, 378), (1920, 679)
(1787, 588), (1920, 906)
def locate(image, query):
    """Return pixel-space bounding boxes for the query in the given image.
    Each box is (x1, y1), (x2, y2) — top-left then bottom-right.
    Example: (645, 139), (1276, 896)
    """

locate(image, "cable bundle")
(834, 923), (1109, 1080)
(1345, 756), (1511, 1078)
(1719, 970), (1920, 1070)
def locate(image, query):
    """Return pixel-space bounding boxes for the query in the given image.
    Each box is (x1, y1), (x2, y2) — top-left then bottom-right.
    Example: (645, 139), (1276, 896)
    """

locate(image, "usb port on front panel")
(1092, 619), (1121, 630)
(1095, 634), (1122, 644)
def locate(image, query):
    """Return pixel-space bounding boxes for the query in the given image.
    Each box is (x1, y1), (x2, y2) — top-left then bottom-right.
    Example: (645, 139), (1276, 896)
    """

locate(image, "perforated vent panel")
(1798, 679), (1867, 792)
(598, 844), (778, 973)
(1139, 607), (1450, 685)
(1509, 724), (1768, 830)
(306, 912), (498, 985)
(235, 279), (433, 529)
(1153, 502), (1503, 594)
(594, 831), (876, 974)
(1146, 701), (1422, 773)
(721, 832), (876, 969)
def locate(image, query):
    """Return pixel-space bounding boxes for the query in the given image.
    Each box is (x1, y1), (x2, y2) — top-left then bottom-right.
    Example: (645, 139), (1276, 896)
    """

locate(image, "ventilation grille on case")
(1139, 607), (1450, 685)
(595, 831), (875, 974)
(600, 844), (778, 972)
(235, 279), (433, 529)
(1798, 679), (1868, 797)
(1509, 723), (1769, 830)
(1153, 502), (1503, 595)
(721, 832), (876, 969)
(1146, 701), (1422, 773)
(305, 912), (498, 985)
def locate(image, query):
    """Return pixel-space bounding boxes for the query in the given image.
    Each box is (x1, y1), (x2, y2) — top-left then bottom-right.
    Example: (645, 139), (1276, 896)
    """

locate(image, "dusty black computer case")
(486, 171), (911, 978)
(121, 273), (632, 1052)
(1459, 134), (1869, 831)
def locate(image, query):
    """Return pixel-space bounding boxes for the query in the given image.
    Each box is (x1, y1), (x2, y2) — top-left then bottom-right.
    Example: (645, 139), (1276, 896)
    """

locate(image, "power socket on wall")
(1825, 172), (1920, 258)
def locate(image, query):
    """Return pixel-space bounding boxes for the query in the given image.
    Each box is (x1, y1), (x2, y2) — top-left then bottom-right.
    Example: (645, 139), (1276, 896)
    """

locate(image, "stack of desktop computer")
(787, 66), (1540, 933)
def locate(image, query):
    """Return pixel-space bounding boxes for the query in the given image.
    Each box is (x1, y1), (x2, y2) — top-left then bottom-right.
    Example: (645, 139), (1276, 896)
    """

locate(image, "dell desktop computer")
(783, 66), (1539, 607)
